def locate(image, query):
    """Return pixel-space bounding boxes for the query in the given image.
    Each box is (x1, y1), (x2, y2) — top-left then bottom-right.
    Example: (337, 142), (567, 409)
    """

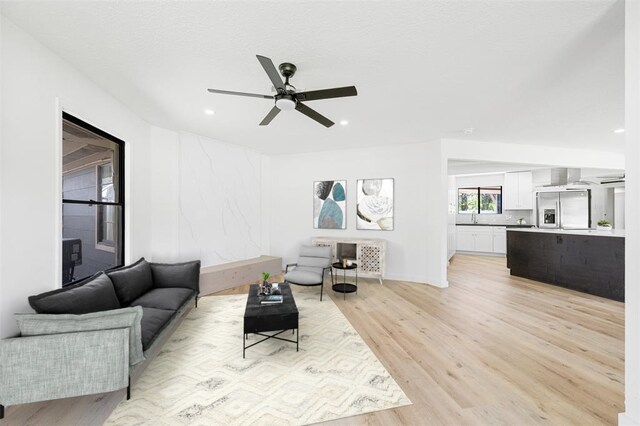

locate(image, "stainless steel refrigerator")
(537, 190), (591, 229)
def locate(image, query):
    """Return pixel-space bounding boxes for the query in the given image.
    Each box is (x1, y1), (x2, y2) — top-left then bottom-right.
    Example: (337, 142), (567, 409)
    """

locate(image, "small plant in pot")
(261, 272), (271, 294)
(597, 219), (612, 231)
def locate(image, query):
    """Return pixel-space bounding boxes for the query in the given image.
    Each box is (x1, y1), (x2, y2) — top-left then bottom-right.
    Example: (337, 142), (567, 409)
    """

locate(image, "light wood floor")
(4, 254), (624, 425)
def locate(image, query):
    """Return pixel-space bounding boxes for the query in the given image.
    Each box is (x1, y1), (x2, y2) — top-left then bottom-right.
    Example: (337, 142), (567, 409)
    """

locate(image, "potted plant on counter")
(597, 219), (613, 231)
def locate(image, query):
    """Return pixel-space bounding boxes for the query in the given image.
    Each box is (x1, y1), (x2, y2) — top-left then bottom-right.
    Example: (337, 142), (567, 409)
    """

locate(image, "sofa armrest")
(149, 260), (201, 293)
(14, 306), (144, 366)
(0, 329), (129, 406)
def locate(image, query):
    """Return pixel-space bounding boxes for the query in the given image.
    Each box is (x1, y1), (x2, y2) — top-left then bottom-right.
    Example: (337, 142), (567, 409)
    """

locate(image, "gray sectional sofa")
(0, 257), (200, 419)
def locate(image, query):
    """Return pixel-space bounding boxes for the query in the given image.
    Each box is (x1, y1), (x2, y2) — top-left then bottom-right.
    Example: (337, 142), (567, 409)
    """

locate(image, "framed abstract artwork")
(313, 180), (346, 229)
(356, 178), (394, 230)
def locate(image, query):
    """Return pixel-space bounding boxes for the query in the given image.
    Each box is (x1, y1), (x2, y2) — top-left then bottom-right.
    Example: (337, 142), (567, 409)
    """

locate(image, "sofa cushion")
(140, 307), (175, 351)
(150, 260), (201, 292)
(107, 258), (154, 307)
(130, 288), (195, 311)
(28, 272), (120, 315)
(15, 306), (145, 366)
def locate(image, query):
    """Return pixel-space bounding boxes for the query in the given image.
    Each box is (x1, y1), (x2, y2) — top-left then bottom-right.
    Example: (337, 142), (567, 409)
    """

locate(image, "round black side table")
(332, 262), (358, 300)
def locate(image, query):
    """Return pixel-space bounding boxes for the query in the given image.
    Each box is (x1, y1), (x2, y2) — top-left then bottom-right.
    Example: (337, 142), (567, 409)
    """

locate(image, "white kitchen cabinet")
(456, 229), (475, 251)
(504, 172), (533, 210)
(492, 227), (507, 254)
(456, 226), (506, 254)
(503, 173), (518, 209)
(475, 233), (494, 252)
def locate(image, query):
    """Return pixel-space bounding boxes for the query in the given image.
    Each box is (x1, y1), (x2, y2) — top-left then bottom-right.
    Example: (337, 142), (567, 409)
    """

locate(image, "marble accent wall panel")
(178, 133), (262, 265)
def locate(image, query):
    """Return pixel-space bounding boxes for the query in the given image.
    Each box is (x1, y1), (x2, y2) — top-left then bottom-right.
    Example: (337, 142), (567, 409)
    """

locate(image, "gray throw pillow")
(15, 306), (145, 366)
(107, 258), (154, 306)
(28, 272), (120, 314)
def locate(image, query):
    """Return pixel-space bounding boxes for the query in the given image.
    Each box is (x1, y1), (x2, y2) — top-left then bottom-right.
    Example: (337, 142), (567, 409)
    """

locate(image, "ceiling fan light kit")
(275, 95), (296, 111)
(207, 55), (357, 127)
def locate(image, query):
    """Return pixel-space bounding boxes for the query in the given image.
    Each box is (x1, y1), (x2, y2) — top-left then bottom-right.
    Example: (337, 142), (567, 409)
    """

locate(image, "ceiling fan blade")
(295, 86), (357, 102)
(207, 88), (273, 99)
(295, 102), (334, 128)
(256, 55), (285, 92)
(259, 106), (281, 126)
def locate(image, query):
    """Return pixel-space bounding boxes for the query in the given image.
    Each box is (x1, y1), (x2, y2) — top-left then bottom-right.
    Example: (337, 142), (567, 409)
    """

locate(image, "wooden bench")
(199, 255), (282, 296)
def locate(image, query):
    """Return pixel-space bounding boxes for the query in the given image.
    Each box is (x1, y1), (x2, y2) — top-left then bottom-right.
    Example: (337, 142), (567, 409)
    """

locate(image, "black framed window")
(458, 186), (502, 214)
(62, 112), (125, 286)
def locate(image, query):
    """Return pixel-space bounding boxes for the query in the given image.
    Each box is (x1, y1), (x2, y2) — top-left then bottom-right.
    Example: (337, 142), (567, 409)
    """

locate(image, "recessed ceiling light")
(462, 127), (475, 135)
(204, 109), (215, 115)
(340, 120), (349, 126)
(614, 128), (625, 134)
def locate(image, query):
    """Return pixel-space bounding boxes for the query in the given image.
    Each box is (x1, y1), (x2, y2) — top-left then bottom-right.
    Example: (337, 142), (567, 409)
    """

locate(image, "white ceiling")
(0, 0), (624, 155)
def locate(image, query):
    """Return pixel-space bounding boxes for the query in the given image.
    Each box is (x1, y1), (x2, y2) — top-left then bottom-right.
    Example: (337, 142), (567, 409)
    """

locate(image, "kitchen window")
(458, 186), (502, 214)
(62, 112), (124, 286)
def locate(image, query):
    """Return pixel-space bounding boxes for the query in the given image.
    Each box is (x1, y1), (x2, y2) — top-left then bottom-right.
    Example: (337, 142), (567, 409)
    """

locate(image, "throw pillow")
(107, 258), (154, 306)
(149, 260), (201, 292)
(28, 272), (120, 315)
(15, 306), (145, 365)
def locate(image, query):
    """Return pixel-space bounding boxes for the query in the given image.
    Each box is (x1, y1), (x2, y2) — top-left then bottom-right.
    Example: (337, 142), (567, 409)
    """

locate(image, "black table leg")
(344, 269), (346, 300)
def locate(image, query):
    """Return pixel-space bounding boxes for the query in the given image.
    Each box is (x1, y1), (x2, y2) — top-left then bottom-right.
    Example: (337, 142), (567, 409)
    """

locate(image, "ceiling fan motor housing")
(278, 62), (297, 79)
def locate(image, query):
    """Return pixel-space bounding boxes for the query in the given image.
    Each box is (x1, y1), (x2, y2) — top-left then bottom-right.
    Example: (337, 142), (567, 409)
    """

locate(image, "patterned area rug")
(106, 286), (411, 425)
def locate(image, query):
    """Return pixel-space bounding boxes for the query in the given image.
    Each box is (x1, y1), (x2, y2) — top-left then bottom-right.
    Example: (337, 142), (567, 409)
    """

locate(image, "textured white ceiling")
(0, 0), (624, 154)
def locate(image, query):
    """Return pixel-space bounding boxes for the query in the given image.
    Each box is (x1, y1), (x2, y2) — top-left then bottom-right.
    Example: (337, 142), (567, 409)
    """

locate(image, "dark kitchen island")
(506, 228), (625, 302)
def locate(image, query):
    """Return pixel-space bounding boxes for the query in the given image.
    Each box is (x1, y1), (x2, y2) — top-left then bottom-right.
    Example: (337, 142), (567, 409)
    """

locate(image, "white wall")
(149, 127), (264, 266)
(149, 126), (180, 259)
(0, 16), (152, 337)
(265, 140), (448, 287)
(621, 1), (640, 424)
(447, 176), (456, 259)
(0, 15), (267, 338)
(0, 14), (4, 336)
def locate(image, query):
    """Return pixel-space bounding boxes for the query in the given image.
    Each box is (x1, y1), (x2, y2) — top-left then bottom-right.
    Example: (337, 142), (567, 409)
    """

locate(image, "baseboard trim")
(619, 412), (640, 425)
(455, 250), (506, 257)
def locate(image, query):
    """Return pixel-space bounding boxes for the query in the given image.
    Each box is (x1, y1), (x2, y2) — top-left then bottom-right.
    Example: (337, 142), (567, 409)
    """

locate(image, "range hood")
(598, 173), (626, 186)
(543, 168), (595, 187)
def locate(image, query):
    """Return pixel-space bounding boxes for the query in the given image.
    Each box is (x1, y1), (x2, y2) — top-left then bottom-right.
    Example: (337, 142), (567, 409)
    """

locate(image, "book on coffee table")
(259, 294), (283, 304)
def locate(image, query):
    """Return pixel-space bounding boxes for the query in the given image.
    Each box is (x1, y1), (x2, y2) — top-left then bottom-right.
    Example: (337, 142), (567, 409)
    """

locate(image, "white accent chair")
(284, 245), (333, 301)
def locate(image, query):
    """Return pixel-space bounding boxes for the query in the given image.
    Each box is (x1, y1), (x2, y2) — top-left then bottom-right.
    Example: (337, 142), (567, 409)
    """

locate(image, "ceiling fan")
(207, 55), (357, 128)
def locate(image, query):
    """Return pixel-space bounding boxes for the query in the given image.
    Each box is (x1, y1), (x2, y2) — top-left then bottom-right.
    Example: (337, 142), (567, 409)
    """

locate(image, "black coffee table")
(243, 283), (299, 358)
